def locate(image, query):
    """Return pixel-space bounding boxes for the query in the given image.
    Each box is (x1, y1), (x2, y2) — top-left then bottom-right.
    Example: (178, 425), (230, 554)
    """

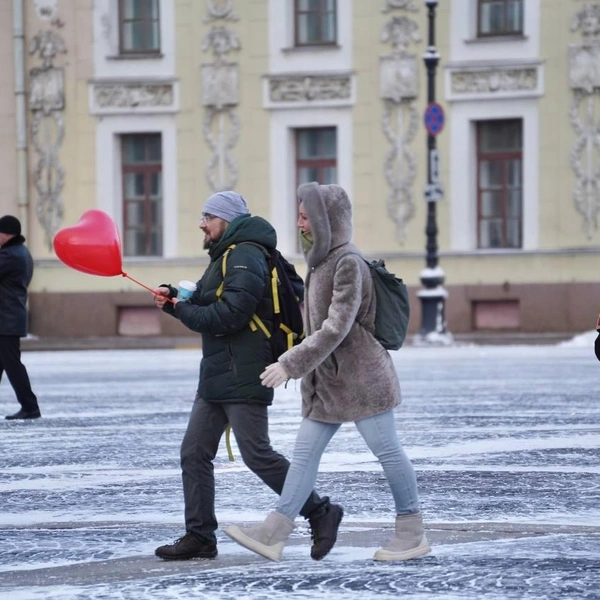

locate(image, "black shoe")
(155, 532), (217, 560)
(5, 409), (41, 420)
(308, 503), (344, 560)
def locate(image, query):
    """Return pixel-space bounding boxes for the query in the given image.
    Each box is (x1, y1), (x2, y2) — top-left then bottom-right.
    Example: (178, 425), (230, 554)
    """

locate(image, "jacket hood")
(298, 182), (352, 268)
(209, 213), (277, 258)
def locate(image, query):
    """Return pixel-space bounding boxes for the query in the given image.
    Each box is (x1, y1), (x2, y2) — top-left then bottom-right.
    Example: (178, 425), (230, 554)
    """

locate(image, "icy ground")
(0, 342), (599, 599)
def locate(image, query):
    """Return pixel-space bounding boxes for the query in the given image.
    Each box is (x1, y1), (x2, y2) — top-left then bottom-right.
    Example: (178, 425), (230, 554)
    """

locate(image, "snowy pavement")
(0, 341), (599, 599)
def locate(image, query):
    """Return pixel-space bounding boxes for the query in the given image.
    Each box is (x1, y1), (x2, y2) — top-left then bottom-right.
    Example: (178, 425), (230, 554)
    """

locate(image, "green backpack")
(335, 252), (410, 350)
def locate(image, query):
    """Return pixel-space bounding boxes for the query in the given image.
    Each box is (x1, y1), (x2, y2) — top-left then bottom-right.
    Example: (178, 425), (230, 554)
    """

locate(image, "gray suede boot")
(373, 512), (431, 561)
(225, 511), (296, 562)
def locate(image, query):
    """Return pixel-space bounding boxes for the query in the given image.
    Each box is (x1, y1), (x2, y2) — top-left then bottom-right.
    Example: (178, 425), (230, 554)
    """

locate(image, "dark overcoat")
(0, 236), (34, 337)
(278, 183), (402, 423)
(163, 214), (278, 404)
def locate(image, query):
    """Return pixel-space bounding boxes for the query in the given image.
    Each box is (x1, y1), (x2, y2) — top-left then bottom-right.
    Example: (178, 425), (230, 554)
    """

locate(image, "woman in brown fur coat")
(225, 182), (429, 563)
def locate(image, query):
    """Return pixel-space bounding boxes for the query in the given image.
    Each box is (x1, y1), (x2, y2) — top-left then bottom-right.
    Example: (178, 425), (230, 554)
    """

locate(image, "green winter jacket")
(164, 214), (277, 404)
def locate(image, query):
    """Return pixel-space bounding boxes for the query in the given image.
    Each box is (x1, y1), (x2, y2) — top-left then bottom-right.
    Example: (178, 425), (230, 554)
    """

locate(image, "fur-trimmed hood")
(298, 182), (352, 268)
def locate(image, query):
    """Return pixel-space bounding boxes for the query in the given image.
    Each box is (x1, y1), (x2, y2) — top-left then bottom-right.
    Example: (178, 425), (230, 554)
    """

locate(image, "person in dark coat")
(152, 191), (342, 561)
(0, 215), (41, 420)
(595, 312), (600, 362)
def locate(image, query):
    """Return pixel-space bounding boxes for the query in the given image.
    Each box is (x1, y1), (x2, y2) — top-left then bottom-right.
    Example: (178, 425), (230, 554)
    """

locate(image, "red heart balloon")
(53, 210), (123, 277)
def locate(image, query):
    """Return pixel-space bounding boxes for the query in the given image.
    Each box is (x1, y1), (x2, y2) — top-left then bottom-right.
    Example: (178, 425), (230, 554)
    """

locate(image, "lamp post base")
(415, 266), (453, 346)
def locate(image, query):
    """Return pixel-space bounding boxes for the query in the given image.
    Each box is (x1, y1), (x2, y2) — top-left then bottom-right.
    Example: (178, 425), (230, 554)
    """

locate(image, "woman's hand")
(260, 362), (289, 388)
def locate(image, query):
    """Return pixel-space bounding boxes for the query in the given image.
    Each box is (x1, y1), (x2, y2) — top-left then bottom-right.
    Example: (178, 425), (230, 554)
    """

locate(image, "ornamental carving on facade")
(382, 0), (418, 13)
(451, 68), (538, 94)
(380, 10), (421, 243)
(201, 10), (241, 191)
(269, 75), (351, 103)
(94, 83), (174, 109)
(569, 3), (600, 238)
(28, 19), (67, 249)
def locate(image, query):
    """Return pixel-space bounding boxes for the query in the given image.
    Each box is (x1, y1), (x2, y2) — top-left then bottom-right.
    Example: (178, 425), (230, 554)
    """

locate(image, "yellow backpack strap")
(225, 424), (234, 461)
(216, 244), (236, 300)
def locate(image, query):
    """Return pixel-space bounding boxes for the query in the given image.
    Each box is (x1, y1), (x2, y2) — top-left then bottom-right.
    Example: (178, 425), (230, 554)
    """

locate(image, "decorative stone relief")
(380, 11), (421, 243)
(269, 75), (351, 103)
(204, 0), (238, 22)
(569, 3), (600, 238)
(93, 83), (174, 109)
(28, 19), (67, 250)
(382, 0), (418, 12)
(201, 9), (241, 191)
(451, 68), (538, 94)
(34, 0), (58, 20)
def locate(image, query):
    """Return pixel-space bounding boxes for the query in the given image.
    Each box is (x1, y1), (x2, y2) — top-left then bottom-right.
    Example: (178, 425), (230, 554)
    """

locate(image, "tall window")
(478, 0), (523, 37)
(296, 127), (337, 188)
(119, 0), (160, 54)
(121, 134), (163, 256)
(295, 0), (337, 46)
(476, 120), (522, 249)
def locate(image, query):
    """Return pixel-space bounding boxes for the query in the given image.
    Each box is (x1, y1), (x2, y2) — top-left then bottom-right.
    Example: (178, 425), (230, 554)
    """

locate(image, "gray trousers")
(180, 398), (327, 543)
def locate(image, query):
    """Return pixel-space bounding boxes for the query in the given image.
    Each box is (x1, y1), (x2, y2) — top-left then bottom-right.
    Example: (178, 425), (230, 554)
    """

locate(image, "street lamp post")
(416, 0), (452, 345)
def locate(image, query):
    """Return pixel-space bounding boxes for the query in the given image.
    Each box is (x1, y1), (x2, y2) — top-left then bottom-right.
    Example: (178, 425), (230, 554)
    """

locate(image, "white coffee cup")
(177, 279), (196, 301)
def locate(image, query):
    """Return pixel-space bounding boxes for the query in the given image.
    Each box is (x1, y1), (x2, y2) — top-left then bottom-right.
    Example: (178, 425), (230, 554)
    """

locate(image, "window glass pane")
(299, 14), (319, 43)
(150, 172), (162, 198)
(146, 135), (162, 161)
(298, 167), (320, 183)
(322, 166), (337, 184)
(479, 120), (522, 153)
(507, 0), (523, 32)
(150, 198), (162, 225)
(150, 230), (162, 255)
(479, 161), (502, 188)
(480, 191), (502, 217)
(130, 21), (147, 50)
(123, 173), (145, 198)
(507, 159), (521, 187)
(124, 230), (146, 256)
(324, 0), (335, 10)
(148, 21), (160, 51)
(481, 2), (505, 34)
(321, 13), (336, 42)
(507, 189), (521, 217)
(121, 0), (136, 20)
(480, 219), (503, 248)
(506, 219), (521, 247)
(150, 0), (159, 18)
(125, 201), (145, 227)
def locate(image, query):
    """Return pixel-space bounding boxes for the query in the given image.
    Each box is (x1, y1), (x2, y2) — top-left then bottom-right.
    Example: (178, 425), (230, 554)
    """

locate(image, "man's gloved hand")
(595, 331), (600, 362)
(260, 362), (289, 388)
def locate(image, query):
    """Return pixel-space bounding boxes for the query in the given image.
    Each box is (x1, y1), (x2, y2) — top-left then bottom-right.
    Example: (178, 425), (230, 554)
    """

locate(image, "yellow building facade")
(1, 0), (599, 339)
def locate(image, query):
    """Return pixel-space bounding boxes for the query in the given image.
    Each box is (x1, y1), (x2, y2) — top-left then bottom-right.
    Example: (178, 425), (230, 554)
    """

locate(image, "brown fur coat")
(278, 182), (401, 423)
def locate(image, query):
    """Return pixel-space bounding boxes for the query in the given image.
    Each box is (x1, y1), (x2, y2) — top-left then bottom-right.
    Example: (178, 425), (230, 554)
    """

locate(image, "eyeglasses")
(200, 214), (218, 223)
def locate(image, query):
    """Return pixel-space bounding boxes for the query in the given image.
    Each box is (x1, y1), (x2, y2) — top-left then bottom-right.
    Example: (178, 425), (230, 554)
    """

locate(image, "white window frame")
(93, 0), (175, 79)
(449, 99), (539, 252)
(96, 115), (178, 258)
(269, 109), (353, 257)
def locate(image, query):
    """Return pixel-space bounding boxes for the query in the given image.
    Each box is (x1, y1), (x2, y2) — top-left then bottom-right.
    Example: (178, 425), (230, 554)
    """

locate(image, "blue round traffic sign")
(424, 102), (445, 135)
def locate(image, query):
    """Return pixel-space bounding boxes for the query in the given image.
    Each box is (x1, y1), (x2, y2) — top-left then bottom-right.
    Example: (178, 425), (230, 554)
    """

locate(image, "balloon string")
(122, 272), (174, 304)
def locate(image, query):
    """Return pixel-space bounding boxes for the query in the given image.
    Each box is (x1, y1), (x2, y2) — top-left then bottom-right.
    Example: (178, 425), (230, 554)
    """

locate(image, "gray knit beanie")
(202, 191), (249, 222)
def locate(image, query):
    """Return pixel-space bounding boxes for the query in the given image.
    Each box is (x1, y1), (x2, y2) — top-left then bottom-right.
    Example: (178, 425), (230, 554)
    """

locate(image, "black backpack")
(219, 243), (305, 359)
(335, 252), (410, 350)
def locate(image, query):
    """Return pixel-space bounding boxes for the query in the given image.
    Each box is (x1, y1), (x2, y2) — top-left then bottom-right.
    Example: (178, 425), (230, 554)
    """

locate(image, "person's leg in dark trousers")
(180, 398), (229, 543)
(0, 336), (39, 413)
(225, 402), (327, 518)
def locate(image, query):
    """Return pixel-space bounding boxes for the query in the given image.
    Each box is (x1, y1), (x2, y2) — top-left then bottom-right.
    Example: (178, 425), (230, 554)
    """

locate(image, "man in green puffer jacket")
(153, 191), (343, 561)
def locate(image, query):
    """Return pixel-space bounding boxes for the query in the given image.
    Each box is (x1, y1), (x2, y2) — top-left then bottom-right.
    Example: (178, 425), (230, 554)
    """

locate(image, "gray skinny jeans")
(180, 398), (327, 543)
(276, 409), (421, 519)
